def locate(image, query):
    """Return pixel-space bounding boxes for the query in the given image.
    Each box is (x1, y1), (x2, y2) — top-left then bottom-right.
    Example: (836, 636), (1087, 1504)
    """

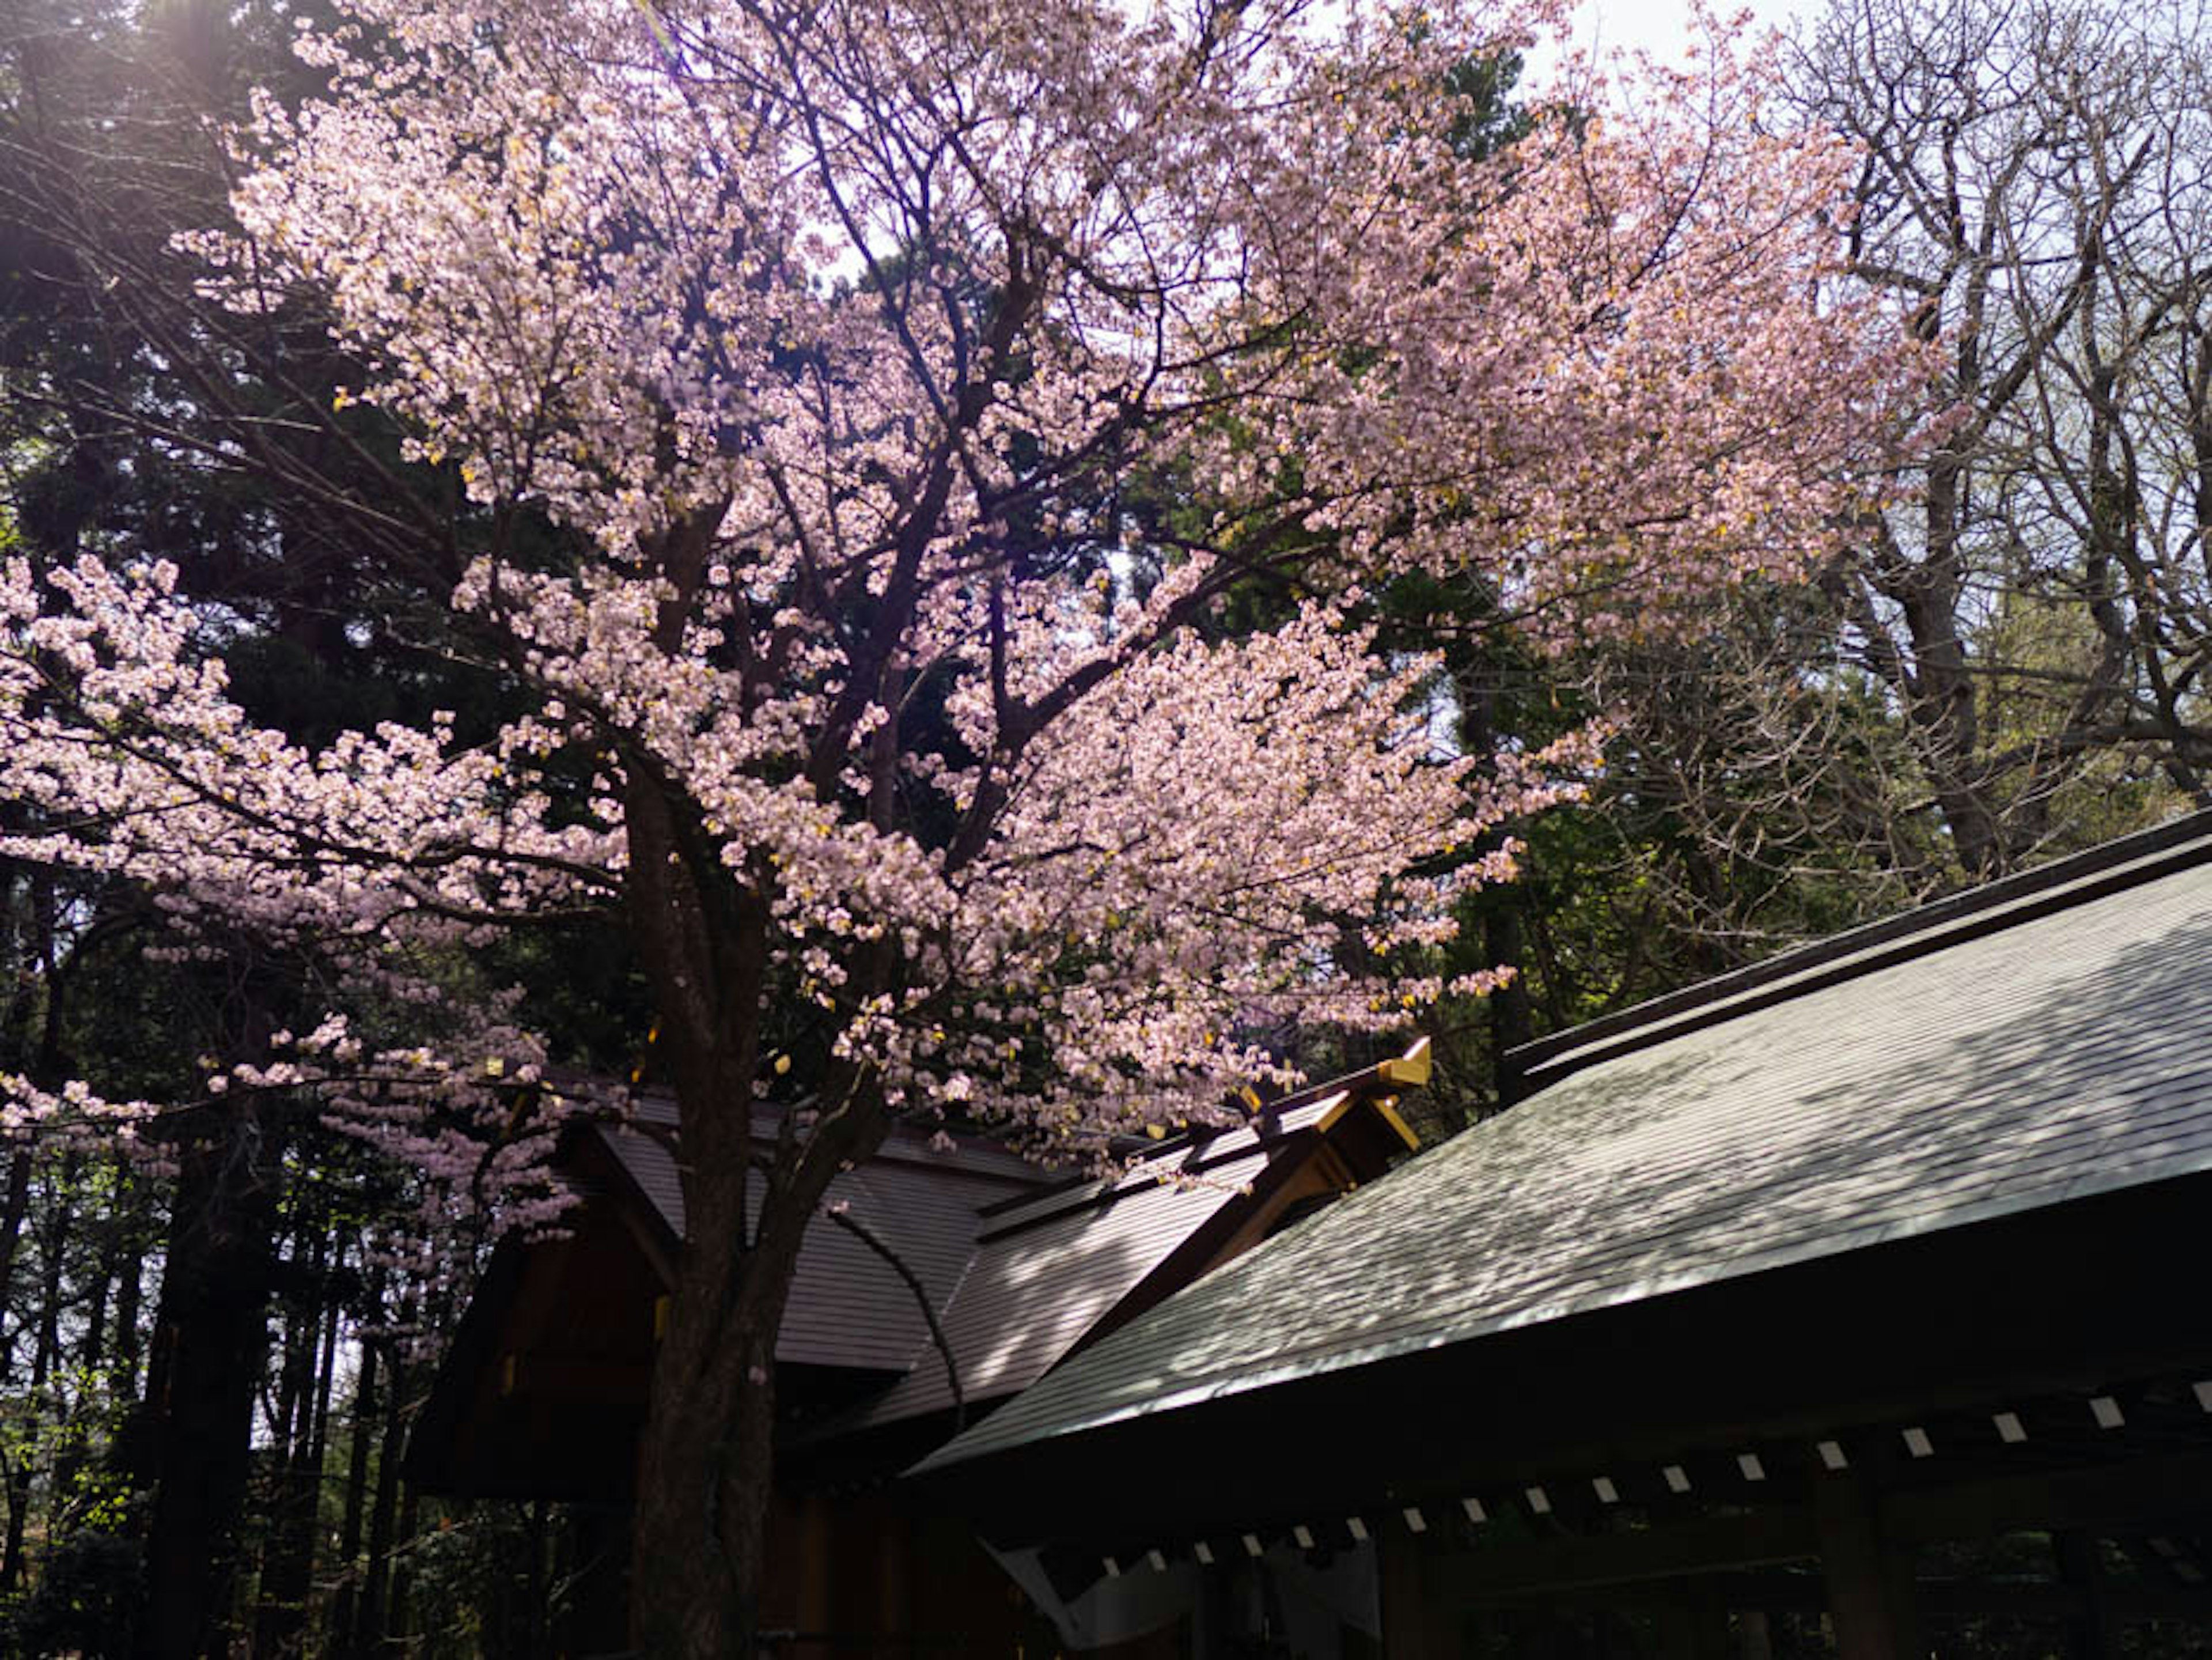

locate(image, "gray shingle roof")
(598, 1101), (1046, 1375)
(923, 826), (2212, 1472)
(847, 1091), (1361, 1424)
(595, 1084), (1400, 1413)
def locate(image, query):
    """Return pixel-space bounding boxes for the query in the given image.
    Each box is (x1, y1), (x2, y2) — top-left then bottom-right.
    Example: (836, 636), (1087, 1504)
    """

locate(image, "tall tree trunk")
(111, 1212), (143, 1405)
(619, 735), (893, 1658)
(256, 1232), (335, 1657)
(301, 1283), (341, 1618)
(52, 1163), (119, 1529)
(383, 1277), (444, 1648)
(1484, 904), (1533, 1108)
(359, 1329), (406, 1650)
(254, 1264), (309, 1654)
(524, 1496), (550, 1656)
(135, 1106), (275, 1660)
(390, 1469), (422, 1643)
(630, 1288), (785, 1660)
(627, 1081), (884, 1660)
(0, 1150), (34, 1342)
(327, 1276), (381, 1658)
(2, 1157), (70, 1595)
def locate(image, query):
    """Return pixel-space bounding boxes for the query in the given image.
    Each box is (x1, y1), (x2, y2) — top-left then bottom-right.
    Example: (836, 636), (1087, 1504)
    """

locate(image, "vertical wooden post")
(2054, 1532), (2113, 1660)
(876, 1504), (912, 1639)
(797, 1489), (835, 1637)
(1379, 1530), (1456, 1658)
(1813, 1470), (1924, 1660)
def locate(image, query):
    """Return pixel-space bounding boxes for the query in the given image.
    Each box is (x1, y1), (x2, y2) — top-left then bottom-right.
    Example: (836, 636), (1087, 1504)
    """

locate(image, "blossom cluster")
(0, 0), (1921, 1211)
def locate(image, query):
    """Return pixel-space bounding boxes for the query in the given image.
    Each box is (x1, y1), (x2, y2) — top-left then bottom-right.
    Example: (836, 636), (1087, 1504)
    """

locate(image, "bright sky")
(1531, 0), (1817, 82)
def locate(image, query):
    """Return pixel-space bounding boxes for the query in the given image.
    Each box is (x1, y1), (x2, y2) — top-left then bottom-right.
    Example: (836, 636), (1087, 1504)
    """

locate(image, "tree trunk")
(0, 1149), (33, 1343)
(358, 1333), (406, 1651)
(256, 1234), (334, 1657)
(617, 714), (901, 1656)
(111, 1193), (143, 1400)
(0, 1159), (65, 1596)
(390, 1469), (422, 1642)
(630, 1287), (784, 1660)
(326, 1277), (381, 1658)
(524, 1496), (550, 1656)
(1455, 659), (1535, 1114)
(52, 1162), (118, 1529)
(254, 1258), (310, 1654)
(135, 1107), (275, 1660)
(300, 1285), (342, 1624)
(1485, 903), (1533, 1108)
(624, 1052), (888, 1658)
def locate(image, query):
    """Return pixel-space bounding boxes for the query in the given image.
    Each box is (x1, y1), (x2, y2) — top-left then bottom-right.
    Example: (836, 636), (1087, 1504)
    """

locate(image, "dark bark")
(630, 1261), (785, 1660)
(253, 1254), (310, 1655)
(51, 1165), (120, 1529)
(619, 752), (897, 1655)
(620, 765), (898, 1659)
(111, 1212), (143, 1401)
(524, 1496), (550, 1655)
(134, 1107), (275, 1660)
(389, 1466), (422, 1642)
(325, 1278), (380, 1658)
(358, 1332), (406, 1651)
(256, 1235), (336, 1657)
(0, 1151), (33, 1345)
(1484, 904), (1533, 1107)
(0, 1147), (31, 1592)
(1455, 653), (1535, 1111)
(0, 1160), (67, 1597)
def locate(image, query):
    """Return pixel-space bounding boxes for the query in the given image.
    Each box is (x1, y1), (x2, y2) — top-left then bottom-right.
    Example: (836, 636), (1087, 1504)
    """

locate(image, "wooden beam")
(1589, 1568), (2212, 1625)
(1377, 1035), (1432, 1088)
(1889, 1445), (2212, 1543)
(1439, 1508), (1820, 1608)
(1426, 1443), (2212, 1608)
(499, 1355), (652, 1404)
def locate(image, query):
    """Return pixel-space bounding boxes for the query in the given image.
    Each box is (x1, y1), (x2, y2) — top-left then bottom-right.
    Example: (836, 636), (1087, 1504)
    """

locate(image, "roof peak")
(1508, 807), (2212, 1101)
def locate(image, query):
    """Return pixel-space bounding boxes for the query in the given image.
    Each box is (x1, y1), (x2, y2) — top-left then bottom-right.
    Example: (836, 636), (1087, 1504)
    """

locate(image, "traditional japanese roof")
(835, 1077), (1418, 1428)
(921, 810), (2212, 1478)
(595, 1069), (1421, 1421)
(599, 1098), (1044, 1377)
(408, 1045), (1427, 1497)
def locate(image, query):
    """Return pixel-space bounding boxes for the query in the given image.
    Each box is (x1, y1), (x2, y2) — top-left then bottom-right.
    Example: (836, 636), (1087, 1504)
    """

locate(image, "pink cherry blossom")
(1, 0), (1925, 1644)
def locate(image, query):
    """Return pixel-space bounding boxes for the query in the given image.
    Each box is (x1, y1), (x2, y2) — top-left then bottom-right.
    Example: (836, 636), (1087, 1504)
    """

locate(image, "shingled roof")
(598, 1098), (1044, 1377)
(834, 1081), (1417, 1428)
(409, 1054), (1425, 1498)
(922, 810), (2212, 1475)
(583, 1054), (1423, 1416)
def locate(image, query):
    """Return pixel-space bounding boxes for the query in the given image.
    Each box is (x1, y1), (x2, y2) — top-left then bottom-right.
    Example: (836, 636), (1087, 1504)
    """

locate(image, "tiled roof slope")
(597, 1098), (1047, 1375)
(596, 1083), (1404, 1412)
(848, 1090), (1362, 1425)
(923, 817), (2212, 1470)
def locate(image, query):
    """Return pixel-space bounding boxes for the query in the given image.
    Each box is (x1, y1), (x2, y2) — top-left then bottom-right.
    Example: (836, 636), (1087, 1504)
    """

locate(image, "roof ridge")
(1506, 808), (2212, 1099)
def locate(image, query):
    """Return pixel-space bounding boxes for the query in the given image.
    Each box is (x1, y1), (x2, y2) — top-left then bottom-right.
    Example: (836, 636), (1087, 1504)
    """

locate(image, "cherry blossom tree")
(0, 0), (1918, 1650)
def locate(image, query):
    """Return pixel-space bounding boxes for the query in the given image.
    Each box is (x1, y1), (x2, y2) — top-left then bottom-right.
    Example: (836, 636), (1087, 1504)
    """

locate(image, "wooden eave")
(922, 1168), (2212, 1557)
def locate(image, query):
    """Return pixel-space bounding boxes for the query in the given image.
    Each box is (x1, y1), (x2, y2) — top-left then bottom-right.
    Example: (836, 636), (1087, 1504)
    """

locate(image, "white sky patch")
(1527, 0), (1818, 85)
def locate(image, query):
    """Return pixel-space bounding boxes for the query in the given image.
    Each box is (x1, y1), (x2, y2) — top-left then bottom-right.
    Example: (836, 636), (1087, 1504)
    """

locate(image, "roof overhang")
(919, 1168), (2212, 1555)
